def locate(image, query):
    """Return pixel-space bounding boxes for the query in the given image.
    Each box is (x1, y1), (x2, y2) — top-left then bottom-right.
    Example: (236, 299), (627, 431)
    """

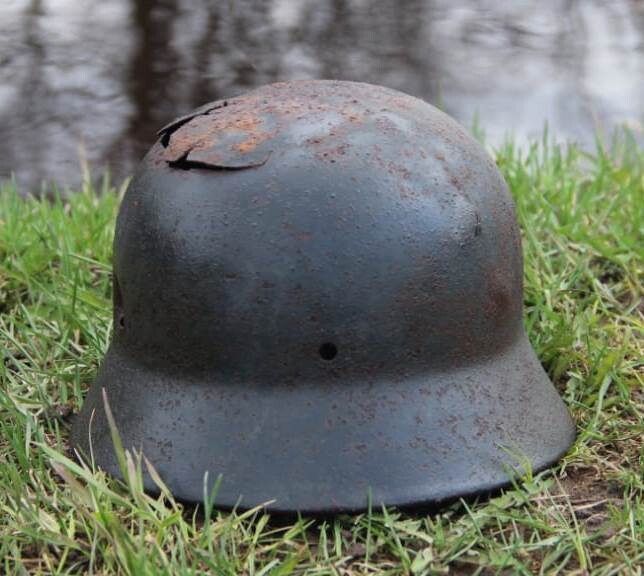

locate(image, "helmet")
(71, 80), (574, 513)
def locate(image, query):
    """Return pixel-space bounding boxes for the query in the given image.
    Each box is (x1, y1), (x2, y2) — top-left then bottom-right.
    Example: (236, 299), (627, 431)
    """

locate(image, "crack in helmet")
(71, 80), (575, 513)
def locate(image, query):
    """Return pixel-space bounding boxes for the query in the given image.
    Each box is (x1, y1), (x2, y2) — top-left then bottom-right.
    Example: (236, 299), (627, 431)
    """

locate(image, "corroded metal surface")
(71, 80), (575, 513)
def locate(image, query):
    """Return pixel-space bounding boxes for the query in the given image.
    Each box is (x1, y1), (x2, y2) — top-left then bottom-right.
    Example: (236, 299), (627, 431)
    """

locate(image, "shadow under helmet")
(71, 80), (575, 513)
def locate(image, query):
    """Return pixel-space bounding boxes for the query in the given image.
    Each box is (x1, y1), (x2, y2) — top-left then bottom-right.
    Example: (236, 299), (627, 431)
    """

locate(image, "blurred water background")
(0, 0), (642, 193)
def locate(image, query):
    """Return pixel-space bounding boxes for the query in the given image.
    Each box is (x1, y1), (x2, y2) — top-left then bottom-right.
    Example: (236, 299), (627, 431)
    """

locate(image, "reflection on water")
(0, 0), (642, 192)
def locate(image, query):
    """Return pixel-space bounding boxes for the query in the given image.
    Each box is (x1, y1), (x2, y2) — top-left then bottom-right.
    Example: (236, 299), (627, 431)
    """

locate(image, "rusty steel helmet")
(71, 80), (575, 513)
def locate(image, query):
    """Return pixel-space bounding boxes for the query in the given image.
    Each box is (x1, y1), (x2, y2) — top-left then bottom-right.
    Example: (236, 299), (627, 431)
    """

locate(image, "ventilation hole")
(118, 314), (126, 330)
(319, 342), (338, 361)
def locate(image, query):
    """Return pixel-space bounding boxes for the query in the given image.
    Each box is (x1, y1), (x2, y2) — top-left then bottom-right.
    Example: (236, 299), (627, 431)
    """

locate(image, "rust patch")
(233, 138), (264, 154)
(155, 80), (440, 173)
(483, 267), (514, 324)
(162, 109), (274, 170)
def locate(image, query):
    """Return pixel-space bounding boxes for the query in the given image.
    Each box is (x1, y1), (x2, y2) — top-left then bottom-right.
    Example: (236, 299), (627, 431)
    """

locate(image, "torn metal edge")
(166, 149), (271, 171)
(157, 100), (232, 148)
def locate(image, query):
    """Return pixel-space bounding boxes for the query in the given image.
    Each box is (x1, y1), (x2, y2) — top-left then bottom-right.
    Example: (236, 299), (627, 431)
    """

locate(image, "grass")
(0, 133), (642, 575)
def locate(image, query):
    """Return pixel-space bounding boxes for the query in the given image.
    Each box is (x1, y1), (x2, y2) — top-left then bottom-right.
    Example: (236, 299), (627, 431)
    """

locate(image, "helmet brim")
(71, 334), (574, 514)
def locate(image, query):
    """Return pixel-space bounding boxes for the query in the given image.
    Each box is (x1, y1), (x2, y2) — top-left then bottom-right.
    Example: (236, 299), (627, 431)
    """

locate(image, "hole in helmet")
(118, 314), (126, 330)
(319, 342), (338, 361)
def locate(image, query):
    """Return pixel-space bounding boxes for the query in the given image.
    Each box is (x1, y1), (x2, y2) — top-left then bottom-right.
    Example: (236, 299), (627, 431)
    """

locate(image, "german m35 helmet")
(71, 80), (575, 513)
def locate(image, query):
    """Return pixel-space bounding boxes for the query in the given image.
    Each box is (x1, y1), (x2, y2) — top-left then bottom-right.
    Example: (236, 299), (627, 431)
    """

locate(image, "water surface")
(0, 0), (642, 192)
